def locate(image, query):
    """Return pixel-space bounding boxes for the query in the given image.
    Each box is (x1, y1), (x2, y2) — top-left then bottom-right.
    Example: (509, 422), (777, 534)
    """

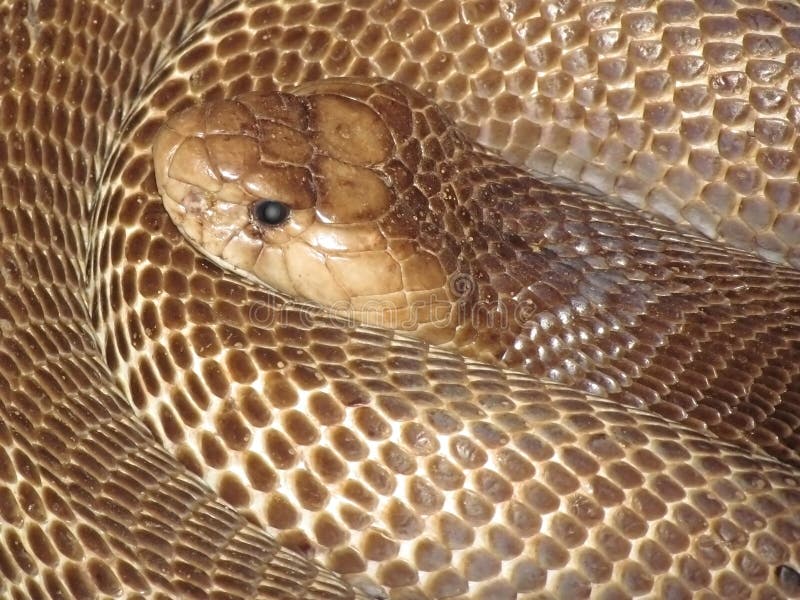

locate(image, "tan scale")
(2, 2), (800, 600)
(154, 88), (454, 340)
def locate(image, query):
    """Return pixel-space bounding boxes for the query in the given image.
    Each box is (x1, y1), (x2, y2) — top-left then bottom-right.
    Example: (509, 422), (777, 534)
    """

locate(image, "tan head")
(153, 80), (457, 341)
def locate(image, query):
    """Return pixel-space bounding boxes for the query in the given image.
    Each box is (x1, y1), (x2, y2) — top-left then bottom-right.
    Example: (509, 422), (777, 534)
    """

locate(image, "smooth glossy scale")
(0, 1), (799, 599)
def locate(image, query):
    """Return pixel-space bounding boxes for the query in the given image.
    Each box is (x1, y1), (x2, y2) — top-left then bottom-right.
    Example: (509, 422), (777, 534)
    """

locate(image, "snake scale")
(3, 0), (800, 598)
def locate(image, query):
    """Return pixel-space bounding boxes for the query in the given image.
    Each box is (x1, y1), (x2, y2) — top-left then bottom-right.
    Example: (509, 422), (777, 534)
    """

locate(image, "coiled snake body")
(3, 1), (800, 599)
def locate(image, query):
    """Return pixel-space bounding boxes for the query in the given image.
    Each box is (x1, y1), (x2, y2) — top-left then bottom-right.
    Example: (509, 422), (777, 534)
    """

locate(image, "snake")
(4, 0), (800, 598)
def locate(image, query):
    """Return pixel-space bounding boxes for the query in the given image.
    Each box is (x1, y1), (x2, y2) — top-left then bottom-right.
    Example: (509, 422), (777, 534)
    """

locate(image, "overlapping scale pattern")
(147, 0), (800, 266)
(0, 0), (799, 599)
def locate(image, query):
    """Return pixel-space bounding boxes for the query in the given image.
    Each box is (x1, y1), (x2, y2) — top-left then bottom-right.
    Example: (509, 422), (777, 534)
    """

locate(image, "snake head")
(153, 79), (458, 341)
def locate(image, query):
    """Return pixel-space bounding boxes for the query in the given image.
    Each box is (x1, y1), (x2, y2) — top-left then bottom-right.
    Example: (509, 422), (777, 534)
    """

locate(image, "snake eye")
(252, 199), (291, 226)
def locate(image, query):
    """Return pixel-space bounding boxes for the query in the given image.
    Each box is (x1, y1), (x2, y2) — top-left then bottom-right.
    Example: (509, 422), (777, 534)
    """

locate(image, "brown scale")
(157, 79), (800, 468)
(0, 1), (799, 600)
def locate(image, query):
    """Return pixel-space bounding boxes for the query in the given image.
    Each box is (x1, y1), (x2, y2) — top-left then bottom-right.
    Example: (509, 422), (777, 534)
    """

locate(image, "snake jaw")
(281, 241), (351, 305)
(153, 84), (467, 341)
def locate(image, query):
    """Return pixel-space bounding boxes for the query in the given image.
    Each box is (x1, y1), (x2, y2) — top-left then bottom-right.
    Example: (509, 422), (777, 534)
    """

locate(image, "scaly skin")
(0, 1), (799, 599)
(157, 78), (800, 468)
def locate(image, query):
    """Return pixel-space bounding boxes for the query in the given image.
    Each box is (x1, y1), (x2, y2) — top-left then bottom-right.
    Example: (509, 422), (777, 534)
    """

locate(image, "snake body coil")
(2, 1), (800, 599)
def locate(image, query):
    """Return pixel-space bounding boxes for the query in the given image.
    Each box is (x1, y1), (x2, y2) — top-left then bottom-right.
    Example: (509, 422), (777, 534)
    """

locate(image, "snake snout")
(153, 81), (460, 338)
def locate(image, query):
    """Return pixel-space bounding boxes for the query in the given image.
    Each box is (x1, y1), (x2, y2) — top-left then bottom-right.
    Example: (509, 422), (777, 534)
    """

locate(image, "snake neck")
(423, 148), (800, 407)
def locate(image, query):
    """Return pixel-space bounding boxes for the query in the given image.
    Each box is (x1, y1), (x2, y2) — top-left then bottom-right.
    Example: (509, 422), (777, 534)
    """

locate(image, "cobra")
(3, 2), (800, 600)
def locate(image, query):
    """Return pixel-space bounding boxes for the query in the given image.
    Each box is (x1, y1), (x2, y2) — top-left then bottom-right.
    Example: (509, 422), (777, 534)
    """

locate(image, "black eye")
(252, 199), (291, 226)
